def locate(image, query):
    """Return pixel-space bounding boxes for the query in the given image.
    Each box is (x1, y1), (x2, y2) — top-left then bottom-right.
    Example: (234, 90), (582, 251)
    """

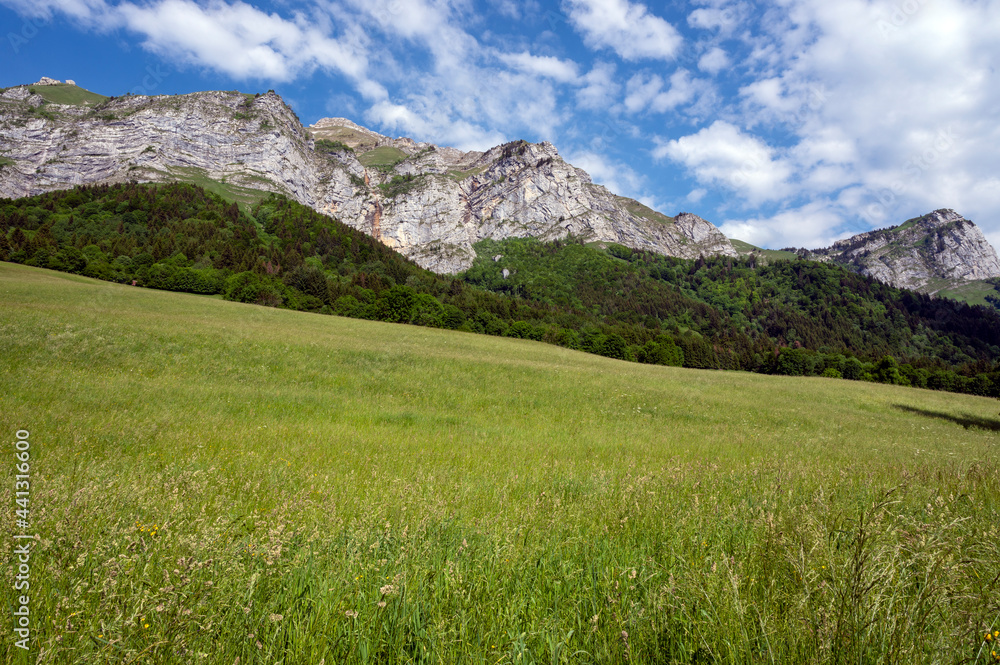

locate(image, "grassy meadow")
(30, 84), (108, 107)
(1, 261), (998, 664)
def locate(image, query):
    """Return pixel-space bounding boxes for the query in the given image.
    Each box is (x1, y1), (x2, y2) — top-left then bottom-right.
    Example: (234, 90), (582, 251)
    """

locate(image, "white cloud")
(3, 0), (375, 84)
(623, 69), (702, 114)
(687, 4), (741, 34)
(562, 0), (683, 61)
(687, 188), (708, 203)
(718, 200), (846, 249)
(575, 61), (620, 110)
(654, 121), (792, 204)
(564, 149), (649, 202)
(723, 0), (1000, 245)
(366, 100), (505, 151)
(697, 47), (729, 75)
(115, 0), (369, 81)
(493, 0), (534, 20)
(623, 72), (662, 113)
(1, 0), (108, 21)
(498, 51), (580, 83)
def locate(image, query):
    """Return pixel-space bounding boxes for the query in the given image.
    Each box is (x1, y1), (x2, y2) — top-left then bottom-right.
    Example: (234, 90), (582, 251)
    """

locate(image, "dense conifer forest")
(2, 182), (999, 398)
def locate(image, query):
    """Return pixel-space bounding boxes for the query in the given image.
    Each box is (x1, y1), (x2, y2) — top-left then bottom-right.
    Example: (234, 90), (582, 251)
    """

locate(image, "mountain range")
(2, 78), (999, 301)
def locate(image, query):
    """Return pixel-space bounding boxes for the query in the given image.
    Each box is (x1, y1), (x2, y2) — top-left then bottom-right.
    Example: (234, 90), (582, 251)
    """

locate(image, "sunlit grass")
(1, 262), (998, 664)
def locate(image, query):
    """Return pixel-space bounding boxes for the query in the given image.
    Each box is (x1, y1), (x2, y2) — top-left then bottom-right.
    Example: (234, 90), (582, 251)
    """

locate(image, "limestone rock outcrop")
(807, 209), (1000, 292)
(0, 85), (736, 273)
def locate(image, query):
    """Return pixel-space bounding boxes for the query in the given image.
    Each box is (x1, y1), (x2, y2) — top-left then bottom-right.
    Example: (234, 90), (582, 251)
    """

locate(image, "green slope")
(462, 236), (1000, 387)
(3, 183), (1000, 400)
(930, 277), (1000, 307)
(357, 145), (408, 170)
(0, 261), (997, 663)
(30, 83), (108, 106)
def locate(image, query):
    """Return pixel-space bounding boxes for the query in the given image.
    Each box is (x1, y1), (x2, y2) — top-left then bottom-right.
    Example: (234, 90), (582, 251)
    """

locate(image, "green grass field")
(930, 277), (999, 308)
(1, 262), (998, 664)
(616, 197), (674, 226)
(358, 146), (409, 170)
(136, 166), (276, 213)
(31, 84), (108, 107)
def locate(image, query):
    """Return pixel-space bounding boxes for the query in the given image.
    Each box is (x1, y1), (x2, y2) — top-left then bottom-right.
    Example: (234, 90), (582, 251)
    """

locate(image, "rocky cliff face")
(0, 85), (736, 273)
(806, 209), (1000, 292)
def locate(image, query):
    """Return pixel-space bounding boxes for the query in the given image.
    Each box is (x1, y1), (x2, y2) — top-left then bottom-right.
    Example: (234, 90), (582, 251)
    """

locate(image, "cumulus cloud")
(697, 47), (729, 75)
(575, 61), (620, 110)
(492, 0), (538, 20)
(115, 0), (368, 82)
(498, 51), (580, 83)
(2, 0), (374, 84)
(654, 121), (792, 205)
(562, 0), (683, 61)
(366, 99), (506, 151)
(1, 0), (109, 21)
(564, 149), (650, 203)
(623, 69), (703, 114)
(687, 4), (742, 34)
(718, 200), (847, 249)
(724, 0), (1000, 244)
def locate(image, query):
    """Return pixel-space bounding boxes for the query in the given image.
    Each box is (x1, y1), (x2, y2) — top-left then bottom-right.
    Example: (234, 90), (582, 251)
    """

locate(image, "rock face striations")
(806, 210), (1000, 292)
(0, 85), (736, 273)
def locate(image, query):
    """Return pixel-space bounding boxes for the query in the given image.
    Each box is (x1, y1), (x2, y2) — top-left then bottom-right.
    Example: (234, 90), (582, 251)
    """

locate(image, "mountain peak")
(815, 210), (1000, 292)
(0, 86), (736, 273)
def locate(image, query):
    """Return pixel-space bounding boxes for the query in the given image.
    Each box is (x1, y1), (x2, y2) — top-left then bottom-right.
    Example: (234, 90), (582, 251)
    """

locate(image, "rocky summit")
(804, 209), (1000, 292)
(0, 84), (735, 273)
(2, 81), (996, 289)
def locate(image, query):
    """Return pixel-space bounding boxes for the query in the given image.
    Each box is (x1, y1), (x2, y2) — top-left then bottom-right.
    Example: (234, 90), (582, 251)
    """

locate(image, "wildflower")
(377, 601), (387, 608)
(345, 610), (358, 619)
(989, 633), (994, 642)
(269, 614), (283, 622)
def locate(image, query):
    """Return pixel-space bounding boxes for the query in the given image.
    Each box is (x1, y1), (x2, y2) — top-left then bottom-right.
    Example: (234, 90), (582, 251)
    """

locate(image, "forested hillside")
(2, 182), (999, 398)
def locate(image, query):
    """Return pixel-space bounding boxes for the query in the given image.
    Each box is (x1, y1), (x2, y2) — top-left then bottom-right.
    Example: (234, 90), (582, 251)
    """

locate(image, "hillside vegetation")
(2, 183), (1000, 401)
(0, 262), (998, 663)
(29, 83), (108, 106)
(464, 237), (1000, 393)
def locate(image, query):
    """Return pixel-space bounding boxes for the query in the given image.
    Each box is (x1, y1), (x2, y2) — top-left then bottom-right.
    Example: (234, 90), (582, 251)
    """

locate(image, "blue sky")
(2, 0), (999, 251)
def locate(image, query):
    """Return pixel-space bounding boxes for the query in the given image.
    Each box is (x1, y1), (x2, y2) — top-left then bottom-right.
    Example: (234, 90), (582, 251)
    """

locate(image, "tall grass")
(1, 262), (998, 664)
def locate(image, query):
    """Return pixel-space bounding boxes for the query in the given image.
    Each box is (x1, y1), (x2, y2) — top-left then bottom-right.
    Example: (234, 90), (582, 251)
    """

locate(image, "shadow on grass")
(894, 404), (1000, 433)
